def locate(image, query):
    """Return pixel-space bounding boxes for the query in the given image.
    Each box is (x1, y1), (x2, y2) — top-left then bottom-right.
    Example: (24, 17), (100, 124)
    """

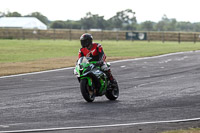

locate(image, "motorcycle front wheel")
(80, 78), (95, 102)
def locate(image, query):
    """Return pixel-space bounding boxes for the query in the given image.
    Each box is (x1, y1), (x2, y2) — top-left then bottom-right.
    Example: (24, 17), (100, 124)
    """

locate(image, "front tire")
(80, 79), (95, 102)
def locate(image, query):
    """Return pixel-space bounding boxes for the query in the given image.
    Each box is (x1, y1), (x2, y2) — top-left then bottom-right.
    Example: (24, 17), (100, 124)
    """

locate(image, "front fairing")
(74, 57), (108, 95)
(75, 57), (96, 77)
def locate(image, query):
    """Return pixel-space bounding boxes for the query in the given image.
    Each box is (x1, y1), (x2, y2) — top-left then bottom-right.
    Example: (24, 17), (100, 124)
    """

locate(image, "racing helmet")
(80, 33), (93, 48)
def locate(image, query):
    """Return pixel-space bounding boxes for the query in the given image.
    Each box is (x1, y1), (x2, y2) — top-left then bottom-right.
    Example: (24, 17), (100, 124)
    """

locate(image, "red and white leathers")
(78, 43), (114, 81)
(78, 43), (105, 62)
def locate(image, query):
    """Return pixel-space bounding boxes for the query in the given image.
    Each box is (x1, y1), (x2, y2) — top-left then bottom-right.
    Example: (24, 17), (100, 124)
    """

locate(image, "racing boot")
(105, 70), (117, 89)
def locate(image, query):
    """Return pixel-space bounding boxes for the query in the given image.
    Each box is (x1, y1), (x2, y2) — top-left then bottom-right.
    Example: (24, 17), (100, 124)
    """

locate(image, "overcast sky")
(0, 0), (199, 23)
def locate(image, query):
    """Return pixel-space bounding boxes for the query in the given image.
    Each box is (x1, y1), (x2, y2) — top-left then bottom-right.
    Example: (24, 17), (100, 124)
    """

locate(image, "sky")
(0, 0), (200, 23)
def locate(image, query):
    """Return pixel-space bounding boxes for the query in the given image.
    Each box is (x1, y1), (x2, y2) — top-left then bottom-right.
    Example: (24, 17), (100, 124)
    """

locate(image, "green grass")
(0, 40), (200, 63)
(162, 128), (200, 133)
(0, 40), (79, 63)
(103, 41), (200, 57)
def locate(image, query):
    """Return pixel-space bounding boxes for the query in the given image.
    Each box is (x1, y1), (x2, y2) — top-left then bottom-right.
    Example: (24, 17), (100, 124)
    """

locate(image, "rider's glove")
(97, 60), (104, 66)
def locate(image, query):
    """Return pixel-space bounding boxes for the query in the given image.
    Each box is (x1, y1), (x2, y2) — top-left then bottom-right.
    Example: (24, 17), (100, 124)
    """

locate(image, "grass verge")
(1, 39), (200, 76)
(162, 128), (200, 133)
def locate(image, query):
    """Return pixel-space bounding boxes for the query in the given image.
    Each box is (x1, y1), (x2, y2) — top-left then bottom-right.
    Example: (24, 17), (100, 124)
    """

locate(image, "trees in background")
(155, 15), (177, 31)
(107, 9), (136, 30)
(80, 12), (107, 30)
(138, 15), (200, 32)
(50, 13), (200, 32)
(25, 12), (49, 25)
(138, 21), (155, 31)
(1, 10), (200, 32)
(50, 20), (81, 29)
(5, 11), (22, 17)
(50, 9), (136, 30)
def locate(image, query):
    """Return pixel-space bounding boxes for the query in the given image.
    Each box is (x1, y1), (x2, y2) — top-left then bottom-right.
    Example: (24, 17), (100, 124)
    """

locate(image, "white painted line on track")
(0, 67), (74, 79)
(0, 118), (200, 133)
(0, 50), (200, 79)
(110, 50), (197, 64)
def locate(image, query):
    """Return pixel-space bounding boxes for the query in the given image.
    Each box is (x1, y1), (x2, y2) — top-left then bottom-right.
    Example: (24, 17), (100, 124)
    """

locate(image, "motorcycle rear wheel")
(105, 82), (119, 100)
(80, 79), (95, 102)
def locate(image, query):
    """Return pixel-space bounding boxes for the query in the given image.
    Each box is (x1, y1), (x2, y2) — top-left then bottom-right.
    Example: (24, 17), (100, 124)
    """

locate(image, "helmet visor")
(81, 40), (90, 48)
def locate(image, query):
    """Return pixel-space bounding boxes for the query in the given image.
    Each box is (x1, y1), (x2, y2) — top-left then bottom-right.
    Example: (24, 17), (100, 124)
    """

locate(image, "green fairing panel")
(81, 77), (92, 86)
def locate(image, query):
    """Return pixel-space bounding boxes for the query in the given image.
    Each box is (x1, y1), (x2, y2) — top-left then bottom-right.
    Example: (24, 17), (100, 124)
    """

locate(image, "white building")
(0, 17), (47, 30)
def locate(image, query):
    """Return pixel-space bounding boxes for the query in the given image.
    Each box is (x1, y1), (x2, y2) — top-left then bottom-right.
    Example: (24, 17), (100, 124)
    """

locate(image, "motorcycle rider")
(78, 33), (117, 87)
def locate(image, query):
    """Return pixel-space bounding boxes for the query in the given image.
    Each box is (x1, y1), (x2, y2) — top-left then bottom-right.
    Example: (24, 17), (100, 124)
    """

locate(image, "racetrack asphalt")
(0, 51), (200, 133)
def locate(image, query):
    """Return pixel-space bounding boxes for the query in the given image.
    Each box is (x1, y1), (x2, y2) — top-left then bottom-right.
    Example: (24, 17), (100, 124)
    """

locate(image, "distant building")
(0, 17), (47, 30)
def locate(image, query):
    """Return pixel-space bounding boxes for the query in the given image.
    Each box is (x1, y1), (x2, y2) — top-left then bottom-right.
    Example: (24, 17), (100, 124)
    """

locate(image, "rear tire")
(80, 79), (95, 102)
(105, 81), (119, 100)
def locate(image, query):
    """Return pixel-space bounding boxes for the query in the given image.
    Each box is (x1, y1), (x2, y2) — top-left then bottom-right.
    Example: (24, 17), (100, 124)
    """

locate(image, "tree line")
(1, 9), (200, 32)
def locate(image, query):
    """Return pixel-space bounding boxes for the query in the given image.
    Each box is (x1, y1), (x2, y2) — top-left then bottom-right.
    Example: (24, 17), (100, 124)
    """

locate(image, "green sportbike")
(74, 57), (119, 102)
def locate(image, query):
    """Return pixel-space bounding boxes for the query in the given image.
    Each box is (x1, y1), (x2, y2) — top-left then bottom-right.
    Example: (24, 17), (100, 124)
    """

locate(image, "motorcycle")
(74, 57), (119, 102)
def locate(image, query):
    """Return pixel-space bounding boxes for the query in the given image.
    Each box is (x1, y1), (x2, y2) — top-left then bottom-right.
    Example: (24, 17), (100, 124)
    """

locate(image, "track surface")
(0, 51), (200, 133)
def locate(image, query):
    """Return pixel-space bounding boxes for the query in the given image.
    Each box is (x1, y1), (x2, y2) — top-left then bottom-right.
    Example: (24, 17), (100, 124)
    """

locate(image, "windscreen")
(77, 57), (89, 64)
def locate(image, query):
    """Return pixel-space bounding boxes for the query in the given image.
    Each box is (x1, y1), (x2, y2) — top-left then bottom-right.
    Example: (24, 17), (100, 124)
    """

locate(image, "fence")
(147, 32), (200, 43)
(0, 28), (200, 43)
